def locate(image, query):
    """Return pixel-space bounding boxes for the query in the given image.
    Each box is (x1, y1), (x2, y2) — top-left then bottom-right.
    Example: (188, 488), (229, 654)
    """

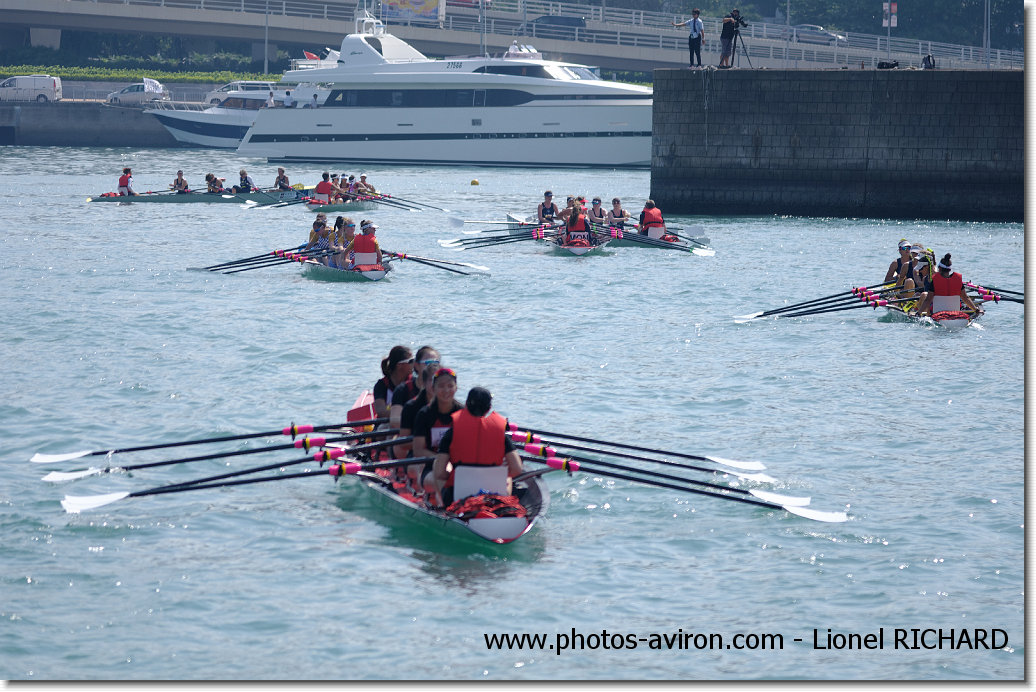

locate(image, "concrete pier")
(650, 69), (1023, 222)
(0, 101), (178, 147)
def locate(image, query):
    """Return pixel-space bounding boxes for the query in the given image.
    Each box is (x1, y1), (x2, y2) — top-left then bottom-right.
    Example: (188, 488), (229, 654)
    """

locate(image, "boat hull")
(884, 304), (976, 329)
(300, 259), (389, 281)
(88, 190), (303, 204)
(305, 200), (379, 213)
(149, 110), (254, 148)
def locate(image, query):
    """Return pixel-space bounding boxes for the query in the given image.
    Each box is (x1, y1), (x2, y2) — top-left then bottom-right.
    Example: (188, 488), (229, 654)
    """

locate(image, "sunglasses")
(346, 224), (356, 227)
(400, 357), (415, 364)
(419, 359), (440, 366)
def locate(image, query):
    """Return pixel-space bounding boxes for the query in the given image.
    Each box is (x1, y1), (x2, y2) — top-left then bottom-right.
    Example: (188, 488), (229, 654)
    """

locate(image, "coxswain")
(274, 167), (291, 191)
(205, 173), (225, 193)
(433, 386), (524, 508)
(883, 240), (914, 284)
(345, 220), (383, 268)
(233, 169), (256, 194)
(373, 346), (414, 420)
(412, 367), (462, 503)
(171, 170), (189, 194)
(117, 167), (137, 196)
(916, 253), (983, 317)
(606, 197), (630, 228)
(312, 172), (334, 204)
(356, 173), (376, 194)
(637, 200), (667, 238)
(586, 197), (608, 227)
(537, 191), (559, 224)
(563, 200), (593, 246)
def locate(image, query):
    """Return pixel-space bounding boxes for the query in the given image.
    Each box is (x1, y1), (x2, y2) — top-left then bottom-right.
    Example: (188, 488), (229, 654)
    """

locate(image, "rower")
(394, 365), (437, 466)
(606, 197), (630, 228)
(313, 172), (334, 204)
(274, 167), (291, 191)
(347, 175), (359, 195)
(233, 169), (256, 194)
(563, 200), (593, 246)
(302, 217), (334, 265)
(883, 240), (914, 284)
(346, 220), (383, 268)
(332, 216), (356, 268)
(433, 386), (524, 508)
(356, 173), (376, 194)
(172, 170), (189, 194)
(412, 367), (462, 503)
(557, 195), (578, 224)
(204, 173), (225, 193)
(537, 191), (559, 224)
(329, 173), (344, 201)
(586, 197), (608, 227)
(117, 167), (137, 196)
(373, 346), (414, 420)
(390, 346), (441, 432)
(908, 249), (935, 315)
(916, 253), (983, 317)
(636, 200), (667, 238)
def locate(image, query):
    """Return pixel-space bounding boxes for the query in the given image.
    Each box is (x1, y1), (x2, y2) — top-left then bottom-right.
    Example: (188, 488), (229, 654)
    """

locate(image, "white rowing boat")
(299, 259), (391, 282)
(337, 393), (547, 544)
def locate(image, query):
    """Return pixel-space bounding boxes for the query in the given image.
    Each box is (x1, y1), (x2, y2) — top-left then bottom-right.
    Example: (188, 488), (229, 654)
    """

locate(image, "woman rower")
(916, 253), (983, 317)
(557, 195), (578, 224)
(411, 367), (462, 504)
(606, 198), (630, 228)
(274, 167), (291, 191)
(302, 217), (334, 265)
(883, 240), (914, 284)
(118, 167), (137, 196)
(373, 345), (414, 420)
(205, 173), (225, 193)
(393, 364), (437, 473)
(172, 170), (189, 194)
(389, 345), (440, 431)
(332, 216), (356, 268)
(537, 191), (559, 224)
(433, 386), (524, 508)
(233, 169), (257, 194)
(586, 197), (608, 227)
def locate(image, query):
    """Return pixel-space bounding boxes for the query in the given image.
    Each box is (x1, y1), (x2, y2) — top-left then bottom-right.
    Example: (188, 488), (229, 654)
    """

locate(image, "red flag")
(303, 50), (319, 60)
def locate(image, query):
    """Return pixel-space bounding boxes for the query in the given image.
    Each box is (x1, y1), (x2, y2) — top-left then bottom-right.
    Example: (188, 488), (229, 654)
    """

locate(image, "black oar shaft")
(522, 437), (740, 478)
(755, 282), (891, 317)
(512, 425), (724, 466)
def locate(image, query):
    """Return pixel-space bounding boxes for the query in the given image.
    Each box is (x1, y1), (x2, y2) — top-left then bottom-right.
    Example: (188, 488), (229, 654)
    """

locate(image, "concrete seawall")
(650, 69), (1023, 222)
(0, 102), (177, 147)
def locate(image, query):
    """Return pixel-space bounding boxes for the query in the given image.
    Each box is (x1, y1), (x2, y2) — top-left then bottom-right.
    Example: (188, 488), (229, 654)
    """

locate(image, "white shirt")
(688, 17), (703, 38)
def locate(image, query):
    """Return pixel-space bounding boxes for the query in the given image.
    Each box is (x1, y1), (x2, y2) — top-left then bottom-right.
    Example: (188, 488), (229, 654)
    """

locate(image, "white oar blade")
(750, 489), (810, 506)
(691, 247), (716, 257)
(61, 491), (130, 514)
(30, 450), (92, 464)
(437, 239), (462, 248)
(733, 313), (764, 324)
(704, 455), (767, 471)
(43, 468), (102, 482)
(784, 505), (848, 523)
(732, 471), (777, 483)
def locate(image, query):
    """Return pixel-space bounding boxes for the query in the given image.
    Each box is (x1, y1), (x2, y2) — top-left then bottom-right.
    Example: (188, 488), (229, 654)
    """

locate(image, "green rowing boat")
(87, 189), (304, 204)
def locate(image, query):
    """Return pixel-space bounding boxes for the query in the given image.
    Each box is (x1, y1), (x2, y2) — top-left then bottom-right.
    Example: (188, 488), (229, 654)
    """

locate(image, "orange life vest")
(642, 207), (664, 228)
(932, 271), (963, 297)
(118, 174), (131, 187)
(446, 409), (507, 488)
(353, 233), (378, 254)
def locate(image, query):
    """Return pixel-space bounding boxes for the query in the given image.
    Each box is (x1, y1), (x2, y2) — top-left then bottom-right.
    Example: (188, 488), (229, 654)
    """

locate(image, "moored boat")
(88, 189), (304, 204)
(337, 392), (548, 544)
(299, 258), (391, 282)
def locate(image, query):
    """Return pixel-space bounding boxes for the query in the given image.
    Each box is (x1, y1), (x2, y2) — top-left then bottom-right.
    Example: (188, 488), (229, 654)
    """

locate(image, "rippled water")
(0, 146), (1024, 680)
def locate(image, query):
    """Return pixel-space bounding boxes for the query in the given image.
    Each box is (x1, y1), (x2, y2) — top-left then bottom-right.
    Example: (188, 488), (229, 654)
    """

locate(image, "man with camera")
(719, 8), (747, 68)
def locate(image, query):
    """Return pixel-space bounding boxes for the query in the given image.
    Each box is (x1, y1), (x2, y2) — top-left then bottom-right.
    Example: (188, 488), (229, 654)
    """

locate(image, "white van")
(204, 81), (282, 105)
(0, 75), (63, 102)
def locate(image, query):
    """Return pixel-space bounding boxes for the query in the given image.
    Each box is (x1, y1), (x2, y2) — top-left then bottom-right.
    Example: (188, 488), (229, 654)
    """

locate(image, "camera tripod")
(731, 27), (753, 68)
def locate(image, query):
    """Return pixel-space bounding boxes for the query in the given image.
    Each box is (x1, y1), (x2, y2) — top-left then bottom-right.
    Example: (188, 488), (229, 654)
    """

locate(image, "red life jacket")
(447, 409), (507, 488)
(642, 207), (664, 228)
(118, 174), (131, 187)
(568, 212), (588, 232)
(314, 180), (333, 195)
(353, 233), (378, 254)
(932, 271), (963, 297)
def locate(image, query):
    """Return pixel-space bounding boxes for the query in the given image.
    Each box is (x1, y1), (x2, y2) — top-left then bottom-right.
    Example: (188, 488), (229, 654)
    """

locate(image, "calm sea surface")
(0, 146), (1024, 681)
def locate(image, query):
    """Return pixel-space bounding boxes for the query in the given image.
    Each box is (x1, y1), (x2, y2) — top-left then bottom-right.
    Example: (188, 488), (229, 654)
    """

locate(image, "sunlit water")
(0, 146), (1023, 680)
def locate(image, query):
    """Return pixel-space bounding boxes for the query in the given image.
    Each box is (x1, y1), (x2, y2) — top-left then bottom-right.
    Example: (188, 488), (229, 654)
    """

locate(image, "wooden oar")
(735, 282), (893, 322)
(30, 417), (387, 464)
(61, 455), (434, 514)
(41, 429), (399, 482)
(507, 424), (767, 471)
(509, 431), (774, 481)
(525, 457), (847, 523)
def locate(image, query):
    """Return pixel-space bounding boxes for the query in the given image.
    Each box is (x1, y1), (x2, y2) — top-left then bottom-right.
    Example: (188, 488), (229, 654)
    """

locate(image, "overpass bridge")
(0, 0), (1021, 74)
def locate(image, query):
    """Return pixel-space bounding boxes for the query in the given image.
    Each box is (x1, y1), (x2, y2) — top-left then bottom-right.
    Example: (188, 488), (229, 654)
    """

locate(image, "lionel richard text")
(808, 628), (1008, 650)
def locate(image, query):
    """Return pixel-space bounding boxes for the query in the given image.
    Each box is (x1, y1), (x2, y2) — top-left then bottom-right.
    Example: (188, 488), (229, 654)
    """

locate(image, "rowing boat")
(337, 392), (548, 544)
(299, 258), (392, 282)
(882, 302), (976, 329)
(602, 226), (690, 249)
(304, 199), (380, 213)
(88, 189), (305, 204)
(550, 236), (611, 256)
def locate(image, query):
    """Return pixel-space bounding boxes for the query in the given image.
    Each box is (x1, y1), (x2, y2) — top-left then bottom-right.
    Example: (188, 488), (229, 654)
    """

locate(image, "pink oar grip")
(313, 447), (347, 462)
(283, 424), (314, 436)
(524, 443), (557, 457)
(546, 457), (579, 471)
(293, 436), (326, 449)
(510, 431), (540, 444)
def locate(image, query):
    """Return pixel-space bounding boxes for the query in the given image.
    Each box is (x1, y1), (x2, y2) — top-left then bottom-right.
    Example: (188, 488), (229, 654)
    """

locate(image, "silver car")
(788, 24), (848, 45)
(107, 82), (171, 105)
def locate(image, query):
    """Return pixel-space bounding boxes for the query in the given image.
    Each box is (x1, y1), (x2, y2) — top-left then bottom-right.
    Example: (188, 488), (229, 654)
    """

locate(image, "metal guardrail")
(61, 0), (1025, 69)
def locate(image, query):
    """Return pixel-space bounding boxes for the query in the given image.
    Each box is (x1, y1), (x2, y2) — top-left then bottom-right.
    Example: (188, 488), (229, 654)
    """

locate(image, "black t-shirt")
(391, 377), (419, 409)
(400, 389), (430, 431)
(372, 376), (398, 406)
(721, 14), (737, 39)
(411, 400), (462, 452)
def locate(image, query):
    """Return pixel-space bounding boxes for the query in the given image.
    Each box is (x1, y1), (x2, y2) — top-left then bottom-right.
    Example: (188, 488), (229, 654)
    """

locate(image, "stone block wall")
(651, 69), (1023, 222)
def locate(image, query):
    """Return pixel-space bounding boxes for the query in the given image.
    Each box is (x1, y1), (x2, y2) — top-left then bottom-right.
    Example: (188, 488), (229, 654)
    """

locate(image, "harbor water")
(0, 146), (1024, 680)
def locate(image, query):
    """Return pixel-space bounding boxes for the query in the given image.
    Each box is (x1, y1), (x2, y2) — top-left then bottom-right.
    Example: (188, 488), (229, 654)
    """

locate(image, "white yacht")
(235, 15), (652, 168)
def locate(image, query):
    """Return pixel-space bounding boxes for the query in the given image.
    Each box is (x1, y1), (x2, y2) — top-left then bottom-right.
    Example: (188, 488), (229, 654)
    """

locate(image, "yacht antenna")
(479, 0), (487, 56)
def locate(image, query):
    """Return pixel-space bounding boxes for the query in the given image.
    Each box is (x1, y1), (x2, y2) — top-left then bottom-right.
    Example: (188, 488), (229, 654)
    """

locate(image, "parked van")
(529, 15), (587, 40)
(204, 81), (282, 105)
(0, 75), (63, 103)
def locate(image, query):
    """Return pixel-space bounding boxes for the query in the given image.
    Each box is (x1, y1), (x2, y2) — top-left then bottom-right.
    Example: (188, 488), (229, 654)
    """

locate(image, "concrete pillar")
(251, 42), (278, 63)
(29, 27), (61, 50)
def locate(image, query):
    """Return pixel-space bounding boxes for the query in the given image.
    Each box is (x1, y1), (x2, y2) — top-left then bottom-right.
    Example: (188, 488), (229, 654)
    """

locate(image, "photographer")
(719, 8), (747, 68)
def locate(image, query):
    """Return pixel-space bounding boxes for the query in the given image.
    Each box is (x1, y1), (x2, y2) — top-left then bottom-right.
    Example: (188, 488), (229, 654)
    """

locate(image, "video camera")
(731, 10), (748, 27)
